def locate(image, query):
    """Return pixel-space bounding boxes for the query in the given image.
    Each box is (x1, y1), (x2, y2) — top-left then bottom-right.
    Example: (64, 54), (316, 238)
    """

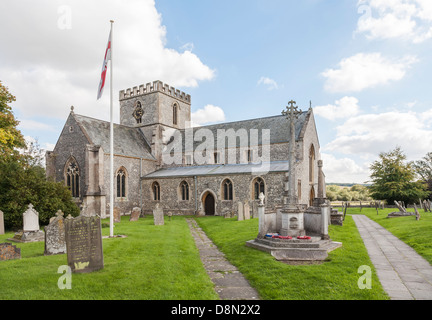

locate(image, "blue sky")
(1, 0), (431, 183)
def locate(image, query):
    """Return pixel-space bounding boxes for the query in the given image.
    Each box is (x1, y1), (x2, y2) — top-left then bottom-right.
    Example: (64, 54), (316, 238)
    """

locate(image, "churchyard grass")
(0, 216), (218, 300)
(195, 215), (389, 300)
(340, 207), (432, 265)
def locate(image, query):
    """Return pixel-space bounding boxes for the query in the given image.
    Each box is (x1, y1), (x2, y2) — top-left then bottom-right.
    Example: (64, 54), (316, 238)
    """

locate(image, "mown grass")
(195, 215), (389, 300)
(341, 206), (432, 265)
(0, 216), (218, 300)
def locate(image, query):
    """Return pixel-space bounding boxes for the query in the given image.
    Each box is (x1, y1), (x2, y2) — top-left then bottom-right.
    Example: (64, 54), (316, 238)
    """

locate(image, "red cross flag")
(97, 30), (112, 100)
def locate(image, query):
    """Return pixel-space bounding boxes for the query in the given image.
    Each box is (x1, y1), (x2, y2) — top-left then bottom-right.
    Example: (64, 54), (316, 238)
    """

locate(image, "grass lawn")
(0, 216), (218, 300)
(195, 215), (389, 300)
(341, 206), (432, 265)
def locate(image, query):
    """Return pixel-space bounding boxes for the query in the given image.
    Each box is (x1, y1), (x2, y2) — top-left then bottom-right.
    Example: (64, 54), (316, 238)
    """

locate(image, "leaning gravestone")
(44, 210), (66, 255)
(65, 215), (104, 273)
(10, 204), (44, 243)
(0, 243), (21, 261)
(153, 203), (164, 226)
(129, 207), (141, 222)
(0, 210), (4, 235)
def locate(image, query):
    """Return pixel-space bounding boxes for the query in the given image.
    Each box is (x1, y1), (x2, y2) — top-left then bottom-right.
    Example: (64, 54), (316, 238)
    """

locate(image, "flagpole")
(109, 20), (114, 238)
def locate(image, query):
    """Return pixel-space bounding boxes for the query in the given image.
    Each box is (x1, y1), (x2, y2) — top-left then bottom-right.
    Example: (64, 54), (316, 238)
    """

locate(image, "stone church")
(46, 80), (326, 219)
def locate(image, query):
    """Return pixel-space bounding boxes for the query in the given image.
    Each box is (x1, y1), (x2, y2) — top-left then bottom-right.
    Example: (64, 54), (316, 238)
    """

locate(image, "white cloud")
(191, 105), (226, 127)
(357, 0), (432, 43)
(322, 52), (417, 93)
(321, 153), (371, 184)
(17, 119), (56, 132)
(0, 0), (215, 122)
(323, 110), (432, 160)
(314, 96), (360, 120)
(257, 77), (279, 90)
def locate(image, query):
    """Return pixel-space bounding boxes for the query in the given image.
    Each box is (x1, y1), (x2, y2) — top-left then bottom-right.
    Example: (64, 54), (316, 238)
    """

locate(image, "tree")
(369, 147), (428, 204)
(0, 81), (26, 162)
(412, 152), (432, 200)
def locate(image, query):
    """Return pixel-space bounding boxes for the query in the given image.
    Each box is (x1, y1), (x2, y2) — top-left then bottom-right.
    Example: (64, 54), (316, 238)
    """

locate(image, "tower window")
(173, 104), (178, 125)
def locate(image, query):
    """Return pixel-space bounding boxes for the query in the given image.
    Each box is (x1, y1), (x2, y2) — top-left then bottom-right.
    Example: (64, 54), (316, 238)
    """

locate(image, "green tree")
(369, 147), (428, 204)
(0, 81), (26, 162)
(412, 152), (432, 200)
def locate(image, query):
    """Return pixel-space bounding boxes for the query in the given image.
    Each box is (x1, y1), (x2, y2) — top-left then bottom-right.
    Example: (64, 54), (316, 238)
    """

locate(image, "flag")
(97, 30), (112, 100)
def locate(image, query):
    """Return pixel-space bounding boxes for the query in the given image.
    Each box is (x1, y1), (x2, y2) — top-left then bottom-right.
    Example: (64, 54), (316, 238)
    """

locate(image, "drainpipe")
(194, 175), (198, 213)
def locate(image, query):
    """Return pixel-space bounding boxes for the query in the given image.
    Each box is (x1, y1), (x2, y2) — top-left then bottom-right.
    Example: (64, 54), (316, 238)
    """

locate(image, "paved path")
(352, 215), (432, 300)
(186, 218), (260, 300)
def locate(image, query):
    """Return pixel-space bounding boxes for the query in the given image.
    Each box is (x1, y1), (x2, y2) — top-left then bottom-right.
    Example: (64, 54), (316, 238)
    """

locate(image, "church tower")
(119, 80), (191, 165)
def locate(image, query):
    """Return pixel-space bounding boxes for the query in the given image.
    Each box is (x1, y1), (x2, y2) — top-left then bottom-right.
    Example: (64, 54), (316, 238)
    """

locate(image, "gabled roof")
(72, 113), (155, 160)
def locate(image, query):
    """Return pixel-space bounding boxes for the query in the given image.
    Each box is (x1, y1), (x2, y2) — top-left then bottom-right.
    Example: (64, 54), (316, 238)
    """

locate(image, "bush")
(0, 161), (80, 230)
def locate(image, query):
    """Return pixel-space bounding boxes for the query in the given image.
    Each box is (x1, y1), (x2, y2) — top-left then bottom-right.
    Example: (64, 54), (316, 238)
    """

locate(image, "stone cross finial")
(282, 100), (302, 121)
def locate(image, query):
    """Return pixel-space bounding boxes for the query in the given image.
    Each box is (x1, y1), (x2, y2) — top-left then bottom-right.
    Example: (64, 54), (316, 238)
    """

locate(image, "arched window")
(180, 181), (189, 201)
(65, 158), (80, 198)
(309, 144), (315, 183)
(152, 182), (160, 201)
(253, 177), (265, 200)
(173, 104), (178, 125)
(222, 179), (233, 200)
(116, 168), (127, 198)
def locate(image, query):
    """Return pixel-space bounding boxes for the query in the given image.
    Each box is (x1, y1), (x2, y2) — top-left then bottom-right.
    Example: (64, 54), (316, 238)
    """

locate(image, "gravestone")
(252, 201), (258, 219)
(65, 215), (104, 273)
(44, 210), (66, 255)
(153, 203), (164, 226)
(9, 204), (44, 243)
(244, 201), (251, 220)
(129, 207), (141, 221)
(0, 243), (21, 261)
(237, 202), (244, 221)
(113, 207), (121, 223)
(0, 210), (4, 235)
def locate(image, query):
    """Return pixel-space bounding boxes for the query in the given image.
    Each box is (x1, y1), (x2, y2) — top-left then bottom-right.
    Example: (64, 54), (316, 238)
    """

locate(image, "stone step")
(255, 237), (332, 249)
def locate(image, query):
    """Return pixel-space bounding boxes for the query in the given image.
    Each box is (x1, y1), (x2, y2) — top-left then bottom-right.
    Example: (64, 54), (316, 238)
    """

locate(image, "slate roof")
(142, 161), (289, 179)
(73, 113), (155, 160)
(166, 112), (309, 151)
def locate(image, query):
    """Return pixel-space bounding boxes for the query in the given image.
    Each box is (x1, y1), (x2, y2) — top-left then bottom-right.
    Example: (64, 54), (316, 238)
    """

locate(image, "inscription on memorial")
(65, 215), (104, 273)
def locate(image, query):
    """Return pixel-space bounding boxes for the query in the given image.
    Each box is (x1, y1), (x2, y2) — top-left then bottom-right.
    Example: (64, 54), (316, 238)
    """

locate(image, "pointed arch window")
(116, 168), (127, 198)
(173, 103), (178, 125)
(152, 182), (161, 201)
(222, 179), (233, 200)
(65, 159), (80, 198)
(180, 181), (189, 201)
(253, 177), (265, 200)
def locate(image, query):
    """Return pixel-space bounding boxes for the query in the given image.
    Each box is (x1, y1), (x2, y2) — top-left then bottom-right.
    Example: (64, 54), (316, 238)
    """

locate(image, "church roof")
(73, 113), (155, 160)
(166, 111), (310, 151)
(142, 161), (289, 179)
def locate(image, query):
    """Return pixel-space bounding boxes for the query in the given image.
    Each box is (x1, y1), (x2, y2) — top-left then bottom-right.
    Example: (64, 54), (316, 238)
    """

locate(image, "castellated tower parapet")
(119, 80), (191, 105)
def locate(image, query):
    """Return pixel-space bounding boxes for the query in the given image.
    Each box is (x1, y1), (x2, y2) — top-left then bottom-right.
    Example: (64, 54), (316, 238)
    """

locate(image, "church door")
(204, 193), (215, 216)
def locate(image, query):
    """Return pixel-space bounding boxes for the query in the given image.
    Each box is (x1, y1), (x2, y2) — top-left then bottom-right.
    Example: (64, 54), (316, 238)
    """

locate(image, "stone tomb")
(44, 210), (66, 255)
(9, 204), (44, 243)
(153, 203), (164, 226)
(129, 207), (141, 222)
(65, 215), (104, 273)
(0, 243), (21, 261)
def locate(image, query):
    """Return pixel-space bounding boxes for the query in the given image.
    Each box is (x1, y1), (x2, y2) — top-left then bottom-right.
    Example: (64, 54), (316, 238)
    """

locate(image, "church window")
(65, 159), (80, 198)
(116, 168), (127, 198)
(132, 101), (144, 124)
(152, 182), (161, 201)
(180, 181), (189, 201)
(247, 149), (252, 163)
(222, 179), (233, 200)
(309, 145), (315, 183)
(173, 104), (178, 125)
(253, 177), (265, 200)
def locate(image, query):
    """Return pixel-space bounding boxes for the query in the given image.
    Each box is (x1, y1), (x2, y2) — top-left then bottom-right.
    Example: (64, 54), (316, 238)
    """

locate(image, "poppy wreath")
(297, 236), (311, 240)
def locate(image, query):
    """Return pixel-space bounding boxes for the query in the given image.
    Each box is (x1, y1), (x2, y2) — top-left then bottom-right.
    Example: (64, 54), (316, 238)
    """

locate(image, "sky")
(1, 0), (432, 184)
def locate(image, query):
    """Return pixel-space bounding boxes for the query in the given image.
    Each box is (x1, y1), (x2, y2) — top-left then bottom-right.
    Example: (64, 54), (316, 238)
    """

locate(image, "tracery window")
(222, 179), (233, 201)
(253, 177), (265, 200)
(66, 159), (80, 198)
(152, 182), (161, 201)
(180, 181), (189, 201)
(116, 168), (127, 198)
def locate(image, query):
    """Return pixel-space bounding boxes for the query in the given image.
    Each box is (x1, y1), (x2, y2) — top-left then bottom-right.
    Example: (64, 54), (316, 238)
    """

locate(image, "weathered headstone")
(0, 243), (21, 261)
(252, 201), (258, 219)
(44, 210), (66, 255)
(153, 203), (164, 226)
(65, 215), (104, 273)
(414, 204), (421, 221)
(0, 210), (4, 235)
(129, 207), (141, 222)
(113, 207), (121, 223)
(9, 204), (44, 243)
(237, 202), (244, 221)
(244, 201), (250, 220)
